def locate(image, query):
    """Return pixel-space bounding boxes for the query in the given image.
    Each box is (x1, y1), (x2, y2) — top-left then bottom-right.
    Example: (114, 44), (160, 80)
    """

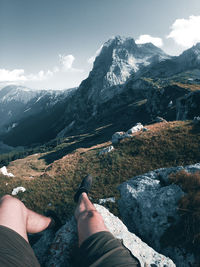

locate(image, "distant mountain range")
(1, 36), (200, 149)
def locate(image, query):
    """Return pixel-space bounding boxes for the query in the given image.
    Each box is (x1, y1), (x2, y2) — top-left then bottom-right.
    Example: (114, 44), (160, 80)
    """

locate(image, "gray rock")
(46, 217), (78, 267)
(176, 90), (200, 120)
(111, 123), (143, 144)
(127, 123), (143, 134)
(99, 145), (114, 155)
(193, 116), (200, 125)
(142, 127), (149, 132)
(145, 85), (189, 121)
(111, 131), (126, 144)
(95, 205), (175, 267)
(33, 205), (175, 267)
(32, 229), (56, 266)
(118, 164), (199, 266)
(98, 197), (115, 204)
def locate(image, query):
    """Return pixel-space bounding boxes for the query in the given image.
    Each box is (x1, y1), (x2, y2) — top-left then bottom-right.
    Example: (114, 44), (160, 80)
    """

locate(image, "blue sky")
(1, 0), (200, 89)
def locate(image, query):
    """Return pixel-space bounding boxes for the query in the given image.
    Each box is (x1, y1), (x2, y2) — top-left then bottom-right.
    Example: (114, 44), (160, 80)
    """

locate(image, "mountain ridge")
(1, 35), (200, 148)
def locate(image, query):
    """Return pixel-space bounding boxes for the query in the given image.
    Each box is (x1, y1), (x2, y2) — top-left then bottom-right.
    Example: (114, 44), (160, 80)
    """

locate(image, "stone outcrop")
(31, 163), (200, 266)
(112, 123), (143, 144)
(193, 116), (200, 125)
(99, 145), (114, 155)
(11, 186), (26, 195)
(127, 122), (143, 134)
(111, 131), (129, 144)
(118, 163), (200, 266)
(145, 85), (190, 121)
(176, 90), (200, 120)
(33, 205), (175, 267)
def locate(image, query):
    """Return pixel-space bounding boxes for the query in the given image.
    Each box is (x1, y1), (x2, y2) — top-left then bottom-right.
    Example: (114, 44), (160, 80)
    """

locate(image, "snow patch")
(0, 166), (14, 177)
(12, 187), (26, 195)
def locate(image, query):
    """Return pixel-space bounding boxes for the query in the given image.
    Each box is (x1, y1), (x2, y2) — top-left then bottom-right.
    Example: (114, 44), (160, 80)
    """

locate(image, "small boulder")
(111, 132), (126, 144)
(12, 186), (26, 195)
(142, 127), (149, 132)
(99, 146), (114, 155)
(98, 197), (115, 204)
(118, 164), (199, 266)
(127, 123), (143, 134)
(193, 116), (200, 125)
(34, 205), (175, 267)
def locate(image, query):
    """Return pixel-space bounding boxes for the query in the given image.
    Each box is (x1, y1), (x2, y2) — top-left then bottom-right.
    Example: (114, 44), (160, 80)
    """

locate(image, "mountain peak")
(80, 35), (169, 105)
(103, 35), (137, 48)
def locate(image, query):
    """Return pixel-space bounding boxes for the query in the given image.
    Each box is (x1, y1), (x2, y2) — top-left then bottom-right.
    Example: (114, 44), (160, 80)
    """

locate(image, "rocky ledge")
(33, 205), (174, 267)
(32, 163), (200, 266)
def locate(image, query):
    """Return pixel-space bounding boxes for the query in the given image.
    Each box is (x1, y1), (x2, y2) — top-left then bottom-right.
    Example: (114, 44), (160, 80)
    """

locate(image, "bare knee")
(0, 194), (27, 215)
(1, 194), (21, 204)
(1, 194), (12, 201)
(0, 194), (14, 205)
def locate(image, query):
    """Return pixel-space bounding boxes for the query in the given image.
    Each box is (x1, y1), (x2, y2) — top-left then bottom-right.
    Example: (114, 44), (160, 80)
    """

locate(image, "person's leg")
(74, 178), (140, 266)
(75, 192), (109, 246)
(0, 195), (51, 242)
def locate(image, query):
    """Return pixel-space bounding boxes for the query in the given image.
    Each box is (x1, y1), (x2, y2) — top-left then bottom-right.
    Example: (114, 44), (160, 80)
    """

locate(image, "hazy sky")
(1, 0), (200, 89)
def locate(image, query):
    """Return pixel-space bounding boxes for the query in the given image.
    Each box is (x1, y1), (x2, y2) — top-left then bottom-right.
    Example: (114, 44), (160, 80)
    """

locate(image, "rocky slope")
(118, 164), (200, 266)
(139, 42), (200, 79)
(176, 90), (200, 120)
(30, 163), (200, 266)
(80, 36), (169, 105)
(1, 36), (200, 148)
(0, 85), (76, 134)
(32, 205), (175, 267)
(1, 120), (200, 265)
(0, 86), (77, 147)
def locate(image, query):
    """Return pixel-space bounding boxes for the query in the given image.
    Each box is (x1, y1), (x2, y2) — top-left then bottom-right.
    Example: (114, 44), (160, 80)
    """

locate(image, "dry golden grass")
(7, 153), (47, 179)
(0, 120), (200, 222)
(172, 82), (200, 91)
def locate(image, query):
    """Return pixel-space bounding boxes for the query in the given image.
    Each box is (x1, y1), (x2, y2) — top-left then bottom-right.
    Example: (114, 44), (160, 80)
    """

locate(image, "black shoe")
(45, 210), (62, 232)
(74, 174), (93, 203)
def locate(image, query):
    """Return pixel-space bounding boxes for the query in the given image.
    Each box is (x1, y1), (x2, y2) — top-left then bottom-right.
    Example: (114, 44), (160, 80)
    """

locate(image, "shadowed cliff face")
(140, 43), (200, 79)
(80, 36), (169, 105)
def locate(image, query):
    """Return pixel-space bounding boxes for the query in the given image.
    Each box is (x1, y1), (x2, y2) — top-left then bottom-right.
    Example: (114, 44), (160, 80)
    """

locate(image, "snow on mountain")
(81, 35), (170, 104)
(2, 36), (199, 147)
(140, 42), (200, 78)
(0, 85), (77, 134)
(0, 85), (42, 104)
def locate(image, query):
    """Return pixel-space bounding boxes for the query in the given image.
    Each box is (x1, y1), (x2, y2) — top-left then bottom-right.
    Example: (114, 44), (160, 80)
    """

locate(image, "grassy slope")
(0, 120), (200, 222)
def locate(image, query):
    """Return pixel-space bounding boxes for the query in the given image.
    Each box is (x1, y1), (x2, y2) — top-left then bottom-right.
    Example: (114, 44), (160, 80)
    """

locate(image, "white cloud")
(88, 45), (103, 64)
(59, 54), (75, 70)
(28, 70), (54, 81)
(0, 54), (83, 85)
(135, 34), (163, 47)
(0, 68), (54, 83)
(0, 69), (27, 82)
(59, 54), (83, 72)
(167, 15), (200, 48)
